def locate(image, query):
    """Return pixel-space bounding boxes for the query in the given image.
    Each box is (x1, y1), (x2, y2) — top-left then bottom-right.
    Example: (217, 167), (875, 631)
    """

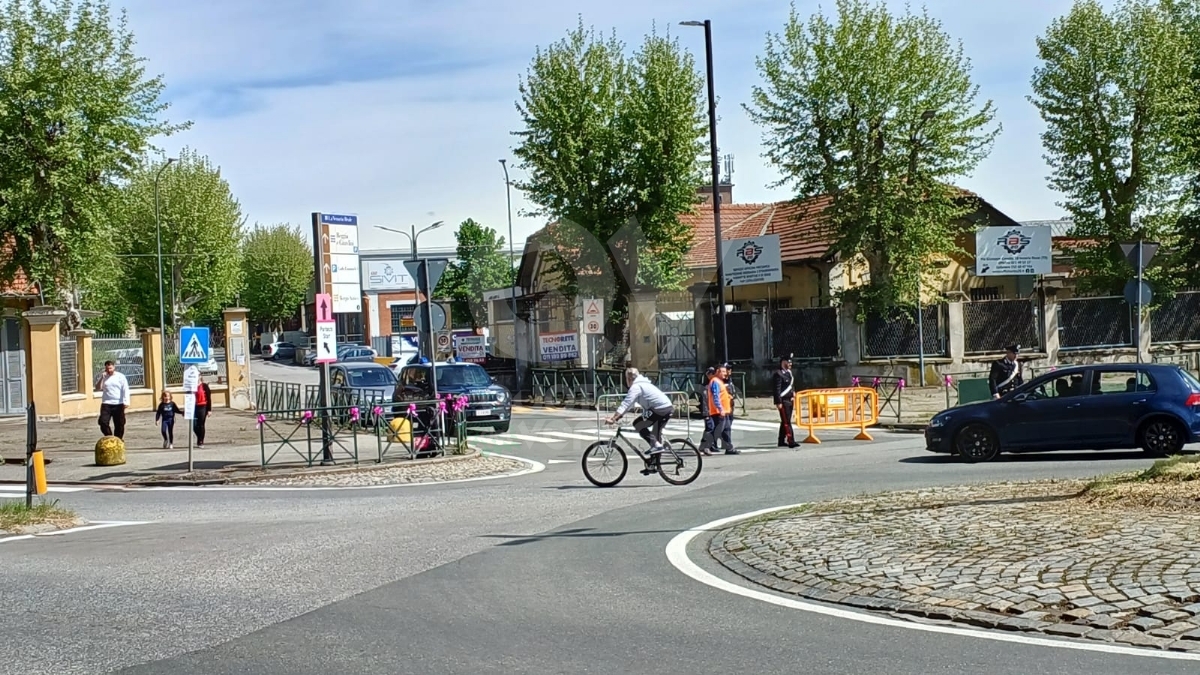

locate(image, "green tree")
(435, 219), (513, 329)
(746, 0), (999, 313)
(1030, 0), (1198, 294)
(115, 149), (244, 331)
(1163, 0), (1200, 287)
(512, 21), (706, 329)
(241, 224), (312, 332)
(0, 0), (186, 314)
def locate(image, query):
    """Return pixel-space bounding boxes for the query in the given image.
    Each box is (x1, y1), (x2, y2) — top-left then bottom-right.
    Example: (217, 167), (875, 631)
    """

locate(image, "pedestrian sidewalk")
(0, 442), (265, 484)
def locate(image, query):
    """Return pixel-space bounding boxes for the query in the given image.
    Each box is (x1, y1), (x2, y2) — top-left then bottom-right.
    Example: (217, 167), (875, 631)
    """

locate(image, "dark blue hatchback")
(925, 363), (1200, 463)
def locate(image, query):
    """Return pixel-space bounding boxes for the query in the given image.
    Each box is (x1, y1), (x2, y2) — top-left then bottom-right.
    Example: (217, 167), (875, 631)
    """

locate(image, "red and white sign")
(583, 298), (604, 335)
(315, 293), (334, 323)
(455, 335), (487, 363)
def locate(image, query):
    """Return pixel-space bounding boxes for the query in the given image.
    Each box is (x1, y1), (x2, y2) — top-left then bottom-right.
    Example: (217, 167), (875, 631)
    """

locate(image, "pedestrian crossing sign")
(179, 326), (210, 364)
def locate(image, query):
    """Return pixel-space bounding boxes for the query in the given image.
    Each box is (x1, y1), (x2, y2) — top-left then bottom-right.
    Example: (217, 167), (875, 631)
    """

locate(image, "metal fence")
(771, 307), (839, 360)
(656, 312), (697, 369)
(164, 335), (183, 386)
(92, 337), (145, 388)
(1058, 296), (1132, 350)
(963, 298), (1040, 355)
(1152, 291), (1200, 344)
(862, 305), (947, 358)
(60, 339), (79, 394)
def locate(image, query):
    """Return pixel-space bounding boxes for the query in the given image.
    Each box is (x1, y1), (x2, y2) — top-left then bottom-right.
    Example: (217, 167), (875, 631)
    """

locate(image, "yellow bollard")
(31, 450), (47, 495)
(94, 436), (126, 466)
(388, 417), (412, 444)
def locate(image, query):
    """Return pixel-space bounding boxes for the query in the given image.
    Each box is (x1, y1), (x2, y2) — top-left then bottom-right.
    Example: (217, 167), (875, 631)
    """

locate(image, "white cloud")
(121, 0), (1078, 253)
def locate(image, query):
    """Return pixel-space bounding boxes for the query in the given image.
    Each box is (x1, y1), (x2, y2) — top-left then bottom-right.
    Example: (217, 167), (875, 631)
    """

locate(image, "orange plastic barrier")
(793, 387), (879, 444)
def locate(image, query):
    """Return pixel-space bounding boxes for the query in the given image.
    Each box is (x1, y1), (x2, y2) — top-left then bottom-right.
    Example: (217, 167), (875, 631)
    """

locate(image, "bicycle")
(581, 422), (702, 487)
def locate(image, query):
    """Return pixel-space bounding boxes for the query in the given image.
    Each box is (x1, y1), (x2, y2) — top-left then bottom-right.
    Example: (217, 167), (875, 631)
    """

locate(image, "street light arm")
(374, 224), (415, 246)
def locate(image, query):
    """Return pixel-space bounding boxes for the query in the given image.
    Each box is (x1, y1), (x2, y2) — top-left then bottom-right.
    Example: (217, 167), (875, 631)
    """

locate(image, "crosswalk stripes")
(467, 436), (521, 446)
(540, 431), (605, 441)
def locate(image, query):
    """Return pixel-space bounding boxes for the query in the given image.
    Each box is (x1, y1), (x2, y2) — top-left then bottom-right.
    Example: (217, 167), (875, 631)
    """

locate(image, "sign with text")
(315, 322), (338, 363)
(183, 393), (196, 420)
(539, 331), (580, 362)
(583, 298), (604, 335)
(721, 234), (783, 287)
(182, 365), (200, 393)
(363, 260), (416, 291)
(455, 335), (487, 363)
(313, 212), (363, 313)
(976, 226), (1052, 276)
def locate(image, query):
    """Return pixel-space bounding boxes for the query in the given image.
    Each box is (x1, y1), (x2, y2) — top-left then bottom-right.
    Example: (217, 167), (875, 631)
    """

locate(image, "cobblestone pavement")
(711, 481), (1200, 652)
(235, 454), (529, 487)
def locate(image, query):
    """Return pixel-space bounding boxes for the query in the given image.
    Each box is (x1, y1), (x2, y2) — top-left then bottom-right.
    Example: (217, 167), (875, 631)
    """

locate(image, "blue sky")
(125, 0), (1077, 252)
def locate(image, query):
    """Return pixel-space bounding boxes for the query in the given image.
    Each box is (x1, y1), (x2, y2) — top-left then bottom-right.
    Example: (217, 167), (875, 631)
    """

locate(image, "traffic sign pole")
(311, 213), (334, 465)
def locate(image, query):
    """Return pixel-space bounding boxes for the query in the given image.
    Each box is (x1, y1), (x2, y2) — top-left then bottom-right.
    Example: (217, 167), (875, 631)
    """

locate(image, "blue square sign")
(179, 326), (211, 364)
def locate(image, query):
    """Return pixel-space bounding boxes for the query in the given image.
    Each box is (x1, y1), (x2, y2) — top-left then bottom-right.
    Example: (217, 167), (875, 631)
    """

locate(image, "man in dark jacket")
(773, 355), (797, 448)
(989, 344), (1024, 399)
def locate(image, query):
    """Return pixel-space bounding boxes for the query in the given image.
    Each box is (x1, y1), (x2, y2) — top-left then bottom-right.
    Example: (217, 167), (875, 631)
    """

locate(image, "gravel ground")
(233, 454), (529, 487)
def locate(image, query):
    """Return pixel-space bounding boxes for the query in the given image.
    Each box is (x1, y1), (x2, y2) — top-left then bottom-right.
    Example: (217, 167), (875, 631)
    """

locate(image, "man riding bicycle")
(605, 367), (674, 454)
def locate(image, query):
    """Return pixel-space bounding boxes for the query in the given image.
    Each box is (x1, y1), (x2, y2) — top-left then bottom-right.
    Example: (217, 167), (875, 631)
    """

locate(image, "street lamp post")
(374, 221), (444, 358)
(154, 156), (175, 336)
(681, 19), (729, 364)
(498, 159), (518, 335)
(913, 110), (935, 387)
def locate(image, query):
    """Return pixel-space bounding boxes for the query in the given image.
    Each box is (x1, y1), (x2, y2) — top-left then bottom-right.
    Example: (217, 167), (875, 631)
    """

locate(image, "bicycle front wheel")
(658, 438), (702, 486)
(582, 440), (628, 487)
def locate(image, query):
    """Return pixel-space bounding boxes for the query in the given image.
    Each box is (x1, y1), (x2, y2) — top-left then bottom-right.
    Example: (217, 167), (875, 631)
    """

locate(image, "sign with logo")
(455, 335), (487, 363)
(583, 298), (604, 335)
(363, 260), (416, 291)
(721, 234), (783, 287)
(539, 331), (580, 362)
(313, 212), (363, 313)
(179, 327), (210, 364)
(976, 226), (1052, 276)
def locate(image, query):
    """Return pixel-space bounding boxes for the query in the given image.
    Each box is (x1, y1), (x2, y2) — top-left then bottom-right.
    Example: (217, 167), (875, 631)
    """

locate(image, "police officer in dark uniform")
(989, 344), (1024, 399)
(773, 355), (798, 448)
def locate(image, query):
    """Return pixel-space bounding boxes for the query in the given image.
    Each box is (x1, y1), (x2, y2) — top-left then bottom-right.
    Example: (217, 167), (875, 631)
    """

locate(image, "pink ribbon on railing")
(872, 377), (881, 389)
(407, 403), (417, 417)
(301, 410), (313, 424)
(437, 399), (447, 415)
(256, 413), (266, 429)
(372, 406), (383, 418)
(851, 376), (860, 387)
(350, 407), (360, 422)
(945, 374), (953, 387)
(452, 395), (468, 413)
(898, 378), (906, 390)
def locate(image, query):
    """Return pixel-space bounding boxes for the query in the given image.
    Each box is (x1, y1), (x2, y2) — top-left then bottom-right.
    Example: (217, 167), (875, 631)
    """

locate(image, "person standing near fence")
(773, 356), (798, 448)
(192, 380), (213, 448)
(708, 365), (738, 455)
(697, 367), (717, 456)
(94, 360), (129, 439)
(989, 344), (1024, 399)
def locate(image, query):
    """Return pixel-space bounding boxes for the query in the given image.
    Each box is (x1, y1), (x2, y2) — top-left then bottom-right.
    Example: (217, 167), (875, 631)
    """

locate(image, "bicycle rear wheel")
(582, 440), (628, 487)
(658, 438), (702, 486)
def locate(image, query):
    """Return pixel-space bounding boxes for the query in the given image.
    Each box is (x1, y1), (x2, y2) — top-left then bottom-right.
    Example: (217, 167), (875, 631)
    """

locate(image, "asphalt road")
(1, 411), (1195, 675)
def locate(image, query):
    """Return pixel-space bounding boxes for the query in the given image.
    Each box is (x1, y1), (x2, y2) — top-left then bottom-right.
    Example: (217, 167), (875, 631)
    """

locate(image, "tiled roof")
(683, 196), (838, 268)
(0, 242), (38, 297)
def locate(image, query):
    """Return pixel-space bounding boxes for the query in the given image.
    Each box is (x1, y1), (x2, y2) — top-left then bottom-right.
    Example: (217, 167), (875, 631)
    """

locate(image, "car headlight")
(929, 416), (948, 428)
(496, 391), (509, 403)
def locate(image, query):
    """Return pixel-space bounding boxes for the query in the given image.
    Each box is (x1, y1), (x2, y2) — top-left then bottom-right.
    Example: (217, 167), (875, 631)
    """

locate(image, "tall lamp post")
(498, 159), (518, 336)
(375, 221), (445, 358)
(913, 109), (935, 387)
(154, 157), (177, 390)
(681, 19), (728, 364)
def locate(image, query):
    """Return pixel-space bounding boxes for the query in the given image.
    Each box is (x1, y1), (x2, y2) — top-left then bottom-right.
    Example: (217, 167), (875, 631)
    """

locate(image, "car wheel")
(955, 423), (1000, 463)
(1140, 418), (1185, 457)
(493, 423), (510, 434)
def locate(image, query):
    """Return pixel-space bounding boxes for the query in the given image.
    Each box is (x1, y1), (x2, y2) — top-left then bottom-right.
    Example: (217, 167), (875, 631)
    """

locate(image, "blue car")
(925, 363), (1200, 463)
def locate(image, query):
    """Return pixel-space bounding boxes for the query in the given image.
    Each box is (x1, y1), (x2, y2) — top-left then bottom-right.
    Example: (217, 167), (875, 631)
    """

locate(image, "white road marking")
(494, 433), (566, 444)
(547, 459), (573, 464)
(540, 431), (603, 441)
(127, 453), (546, 491)
(465, 436), (519, 446)
(0, 486), (90, 494)
(666, 504), (1200, 662)
(0, 520), (148, 545)
(731, 419), (782, 431)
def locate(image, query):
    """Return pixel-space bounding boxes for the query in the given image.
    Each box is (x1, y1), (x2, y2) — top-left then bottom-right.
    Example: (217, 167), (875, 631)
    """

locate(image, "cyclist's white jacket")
(616, 376), (674, 416)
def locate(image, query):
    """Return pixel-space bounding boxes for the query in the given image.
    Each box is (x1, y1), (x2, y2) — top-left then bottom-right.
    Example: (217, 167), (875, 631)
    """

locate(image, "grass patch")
(0, 499), (79, 533)
(1081, 455), (1200, 510)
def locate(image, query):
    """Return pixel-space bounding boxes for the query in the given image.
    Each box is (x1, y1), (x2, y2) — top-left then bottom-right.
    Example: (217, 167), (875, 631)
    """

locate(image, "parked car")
(338, 346), (378, 363)
(263, 341), (297, 361)
(392, 362), (512, 433)
(925, 363), (1200, 463)
(329, 362), (397, 406)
